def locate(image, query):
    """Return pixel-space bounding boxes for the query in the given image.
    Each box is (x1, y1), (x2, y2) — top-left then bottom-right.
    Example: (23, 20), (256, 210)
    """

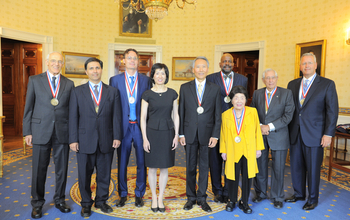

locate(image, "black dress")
(142, 88), (178, 168)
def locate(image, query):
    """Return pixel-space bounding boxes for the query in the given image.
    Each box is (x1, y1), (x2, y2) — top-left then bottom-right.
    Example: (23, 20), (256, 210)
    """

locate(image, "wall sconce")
(347, 28), (350, 45)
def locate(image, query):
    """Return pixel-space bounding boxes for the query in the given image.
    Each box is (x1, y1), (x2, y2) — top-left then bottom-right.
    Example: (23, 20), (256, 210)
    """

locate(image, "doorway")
(1, 38), (42, 139)
(114, 50), (155, 77)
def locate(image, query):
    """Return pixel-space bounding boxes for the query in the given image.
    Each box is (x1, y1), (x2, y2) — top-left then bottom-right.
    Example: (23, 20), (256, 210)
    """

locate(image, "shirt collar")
(195, 78), (206, 86)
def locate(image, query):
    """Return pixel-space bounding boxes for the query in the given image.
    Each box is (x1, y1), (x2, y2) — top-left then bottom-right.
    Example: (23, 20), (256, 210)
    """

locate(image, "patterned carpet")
(1, 146), (350, 220)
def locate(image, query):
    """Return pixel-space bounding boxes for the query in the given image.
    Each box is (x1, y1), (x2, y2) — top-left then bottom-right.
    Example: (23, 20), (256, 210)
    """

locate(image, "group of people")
(23, 49), (338, 219)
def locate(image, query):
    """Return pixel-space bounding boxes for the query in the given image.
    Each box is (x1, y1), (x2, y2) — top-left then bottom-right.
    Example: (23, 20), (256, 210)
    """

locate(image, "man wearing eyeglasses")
(23, 52), (74, 219)
(286, 53), (338, 210)
(250, 69), (294, 210)
(109, 48), (152, 208)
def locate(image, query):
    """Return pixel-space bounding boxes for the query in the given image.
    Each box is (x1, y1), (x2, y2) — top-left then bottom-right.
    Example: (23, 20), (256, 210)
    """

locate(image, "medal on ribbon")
(233, 107), (245, 143)
(196, 82), (205, 114)
(125, 73), (138, 104)
(300, 74), (316, 106)
(89, 83), (102, 113)
(221, 72), (233, 103)
(46, 72), (60, 106)
(265, 87), (277, 112)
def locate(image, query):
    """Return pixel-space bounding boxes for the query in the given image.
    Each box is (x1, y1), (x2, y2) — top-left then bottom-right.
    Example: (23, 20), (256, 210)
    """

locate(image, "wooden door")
(229, 51), (259, 105)
(115, 52), (154, 77)
(1, 39), (42, 136)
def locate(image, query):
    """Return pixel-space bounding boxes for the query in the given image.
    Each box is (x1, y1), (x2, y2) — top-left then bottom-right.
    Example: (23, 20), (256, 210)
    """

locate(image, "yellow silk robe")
(220, 107), (264, 180)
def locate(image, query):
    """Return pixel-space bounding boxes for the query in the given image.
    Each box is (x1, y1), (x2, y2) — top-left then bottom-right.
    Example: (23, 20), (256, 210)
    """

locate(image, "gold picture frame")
(172, 57), (196, 81)
(62, 52), (99, 79)
(119, 0), (152, 38)
(295, 39), (327, 78)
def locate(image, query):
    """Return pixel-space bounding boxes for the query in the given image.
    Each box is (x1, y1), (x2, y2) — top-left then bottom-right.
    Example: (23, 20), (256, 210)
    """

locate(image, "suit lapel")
(39, 72), (53, 97)
(267, 87), (280, 114)
(294, 78), (303, 110)
(119, 73), (129, 102)
(56, 75), (67, 100)
(82, 83), (96, 113)
(201, 81), (212, 106)
(302, 75), (320, 107)
(189, 80), (198, 104)
(259, 89), (266, 121)
(97, 83), (109, 114)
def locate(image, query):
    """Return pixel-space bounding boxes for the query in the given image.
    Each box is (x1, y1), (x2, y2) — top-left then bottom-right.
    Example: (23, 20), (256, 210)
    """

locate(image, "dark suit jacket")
(23, 72), (74, 145)
(207, 71), (248, 112)
(250, 87), (295, 150)
(68, 82), (122, 154)
(287, 75), (338, 146)
(179, 80), (222, 145)
(109, 72), (152, 138)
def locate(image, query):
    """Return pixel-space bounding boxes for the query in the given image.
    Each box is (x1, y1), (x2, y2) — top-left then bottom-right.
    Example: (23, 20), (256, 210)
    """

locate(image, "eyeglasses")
(264, 76), (277, 80)
(126, 56), (138, 61)
(301, 62), (314, 66)
(50, 59), (64, 65)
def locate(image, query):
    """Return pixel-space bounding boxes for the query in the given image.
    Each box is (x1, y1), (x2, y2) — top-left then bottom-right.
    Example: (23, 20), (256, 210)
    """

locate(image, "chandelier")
(118, 0), (197, 21)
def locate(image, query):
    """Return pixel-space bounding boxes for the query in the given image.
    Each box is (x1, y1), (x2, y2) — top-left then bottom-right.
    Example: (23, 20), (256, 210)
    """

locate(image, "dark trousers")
(117, 123), (146, 198)
(290, 133), (324, 204)
(209, 141), (228, 196)
(77, 147), (114, 206)
(185, 135), (210, 202)
(227, 156), (252, 204)
(31, 131), (69, 207)
(254, 140), (288, 202)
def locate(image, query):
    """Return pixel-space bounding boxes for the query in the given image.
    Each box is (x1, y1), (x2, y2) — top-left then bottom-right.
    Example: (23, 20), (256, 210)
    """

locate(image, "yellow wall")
(1, 0), (350, 106)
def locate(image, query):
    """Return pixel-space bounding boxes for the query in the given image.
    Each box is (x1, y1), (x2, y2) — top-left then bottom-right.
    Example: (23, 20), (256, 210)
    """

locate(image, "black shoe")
(284, 195), (305, 203)
(238, 200), (252, 214)
(302, 202), (318, 210)
(116, 197), (127, 207)
(213, 194), (224, 203)
(183, 200), (196, 210)
(197, 201), (212, 212)
(274, 201), (283, 209)
(55, 202), (71, 213)
(223, 196), (229, 203)
(226, 201), (235, 212)
(158, 202), (166, 213)
(31, 207), (43, 219)
(252, 195), (264, 203)
(95, 203), (113, 213)
(135, 197), (144, 207)
(81, 206), (92, 217)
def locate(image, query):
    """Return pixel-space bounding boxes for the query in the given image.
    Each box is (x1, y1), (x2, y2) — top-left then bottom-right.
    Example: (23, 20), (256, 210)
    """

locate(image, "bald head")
(219, 53), (234, 74)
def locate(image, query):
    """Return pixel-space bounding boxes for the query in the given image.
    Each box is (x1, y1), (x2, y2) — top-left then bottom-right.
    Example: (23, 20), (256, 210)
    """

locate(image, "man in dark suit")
(206, 53), (248, 203)
(23, 52), (74, 219)
(285, 53), (338, 210)
(109, 48), (152, 208)
(69, 58), (122, 217)
(179, 56), (221, 212)
(250, 68), (295, 209)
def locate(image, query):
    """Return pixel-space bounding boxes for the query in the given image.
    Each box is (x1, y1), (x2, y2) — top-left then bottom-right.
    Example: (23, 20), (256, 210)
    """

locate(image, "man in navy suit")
(180, 57), (222, 212)
(285, 53), (338, 210)
(109, 48), (152, 208)
(206, 53), (248, 203)
(69, 58), (122, 217)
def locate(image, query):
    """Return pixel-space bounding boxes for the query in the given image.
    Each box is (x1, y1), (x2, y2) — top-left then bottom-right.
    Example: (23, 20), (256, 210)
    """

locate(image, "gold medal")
(235, 136), (241, 143)
(197, 106), (204, 114)
(129, 97), (135, 104)
(224, 96), (231, 103)
(51, 98), (59, 106)
(95, 106), (99, 113)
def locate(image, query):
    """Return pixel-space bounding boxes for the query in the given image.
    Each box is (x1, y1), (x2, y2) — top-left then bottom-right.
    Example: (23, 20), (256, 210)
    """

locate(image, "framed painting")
(119, 0), (152, 38)
(62, 52), (99, 78)
(295, 39), (326, 78)
(172, 57), (196, 81)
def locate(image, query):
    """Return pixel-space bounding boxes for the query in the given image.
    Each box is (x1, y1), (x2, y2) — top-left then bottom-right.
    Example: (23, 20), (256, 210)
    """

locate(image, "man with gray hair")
(179, 56), (221, 212)
(250, 68), (294, 209)
(23, 51), (74, 218)
(285, 53), (338, 210)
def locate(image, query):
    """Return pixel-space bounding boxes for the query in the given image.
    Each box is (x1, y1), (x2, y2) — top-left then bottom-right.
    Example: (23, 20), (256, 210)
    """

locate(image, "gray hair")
(300, 53), (317, 63)
(192, 56), (209, 69)
(262, 68), (278, 78)
(46, 51), (64, 65)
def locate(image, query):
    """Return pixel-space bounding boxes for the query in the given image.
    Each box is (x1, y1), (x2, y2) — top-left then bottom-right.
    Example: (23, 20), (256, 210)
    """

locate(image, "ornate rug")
(2, 146), (32, 165)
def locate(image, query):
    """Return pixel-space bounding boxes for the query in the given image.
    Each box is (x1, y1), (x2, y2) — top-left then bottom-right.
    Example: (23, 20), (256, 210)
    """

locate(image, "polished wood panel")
(328, 132), (350, 181)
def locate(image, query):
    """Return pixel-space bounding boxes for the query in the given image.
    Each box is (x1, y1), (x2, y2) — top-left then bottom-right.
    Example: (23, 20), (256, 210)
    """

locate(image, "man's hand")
(25, 135), (33, 146)
(70, 142), (79, 152)
(260, 125), (270, 135)
(180, 137), (186, 146)
(113, 140), (121, 149)
(208, 137), (218, 148)
(221, 153), (227, 161)
(321, 135), (332, 148)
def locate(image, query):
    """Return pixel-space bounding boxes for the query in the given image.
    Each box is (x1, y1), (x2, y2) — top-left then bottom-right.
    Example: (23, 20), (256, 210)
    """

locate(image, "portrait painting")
(172, 57), (196, 81)
(62, 52), (99, 78)
(119, 0), (152, 38)
(295, 40), (326, 78)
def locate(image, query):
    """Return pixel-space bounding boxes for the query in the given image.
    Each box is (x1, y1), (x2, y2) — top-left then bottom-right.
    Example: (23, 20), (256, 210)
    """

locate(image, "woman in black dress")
(140, 63), (179, 212)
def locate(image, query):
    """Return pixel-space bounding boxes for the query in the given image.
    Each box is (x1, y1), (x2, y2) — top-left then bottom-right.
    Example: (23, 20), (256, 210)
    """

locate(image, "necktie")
(266, 92), (271, 113)
(52, 76), (56, 90)
(198, 83), (203, 96)
(93, 85), (99, 112)
(130, 76), (135, 88)
(303, 79), (308, 95)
